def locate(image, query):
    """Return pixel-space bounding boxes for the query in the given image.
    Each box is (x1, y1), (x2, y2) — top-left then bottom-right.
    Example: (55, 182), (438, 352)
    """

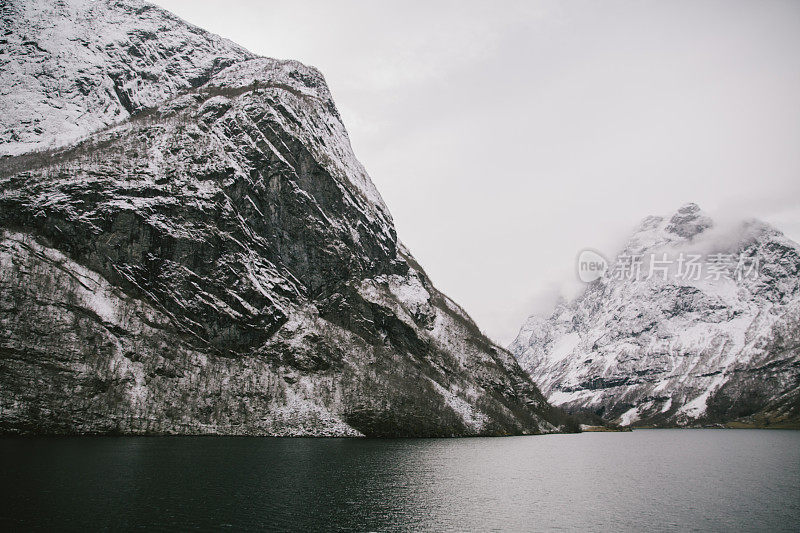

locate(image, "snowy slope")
(0, 0), (253, 156)
(510, 204), (800, 427)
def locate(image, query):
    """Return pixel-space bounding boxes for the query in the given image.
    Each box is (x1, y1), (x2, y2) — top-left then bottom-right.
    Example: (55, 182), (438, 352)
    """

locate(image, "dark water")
(0, 430), (798, 532)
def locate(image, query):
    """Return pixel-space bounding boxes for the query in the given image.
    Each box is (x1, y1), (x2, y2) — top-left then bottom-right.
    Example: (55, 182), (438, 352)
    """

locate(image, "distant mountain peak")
(665, 202), (713, 238)
(510, 205), (800, 428)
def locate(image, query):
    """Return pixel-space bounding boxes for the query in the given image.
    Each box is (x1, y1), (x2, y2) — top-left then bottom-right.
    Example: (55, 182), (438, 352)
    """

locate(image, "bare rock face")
(0, 0), (571, 436)
(510, 203), (800, 428)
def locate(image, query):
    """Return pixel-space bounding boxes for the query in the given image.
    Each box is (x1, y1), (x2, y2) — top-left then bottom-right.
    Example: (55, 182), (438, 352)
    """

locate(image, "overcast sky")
(154, 0), (800, 345)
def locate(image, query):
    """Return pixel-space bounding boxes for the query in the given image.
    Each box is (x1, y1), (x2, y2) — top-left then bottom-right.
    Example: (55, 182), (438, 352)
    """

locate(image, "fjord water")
(0, 430), (797, 531)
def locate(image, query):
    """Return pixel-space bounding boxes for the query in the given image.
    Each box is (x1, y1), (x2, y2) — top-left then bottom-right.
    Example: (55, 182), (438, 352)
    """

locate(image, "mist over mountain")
(510, 203), (800, 428)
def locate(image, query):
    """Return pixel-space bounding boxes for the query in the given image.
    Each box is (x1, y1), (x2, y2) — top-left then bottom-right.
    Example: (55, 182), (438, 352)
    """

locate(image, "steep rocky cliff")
(510, 204), (800, 428)
(0, 0), (571, 436)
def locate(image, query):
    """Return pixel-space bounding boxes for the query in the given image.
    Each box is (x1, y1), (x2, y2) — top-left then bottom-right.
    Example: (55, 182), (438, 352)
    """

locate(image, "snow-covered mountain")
(0, 0), (573, 436)
(510, 203), (800, 428)
(0, 0), (254, 156)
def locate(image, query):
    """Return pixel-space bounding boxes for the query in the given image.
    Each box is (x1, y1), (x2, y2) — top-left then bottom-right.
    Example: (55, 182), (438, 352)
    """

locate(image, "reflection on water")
(0, 430), (798, 531)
